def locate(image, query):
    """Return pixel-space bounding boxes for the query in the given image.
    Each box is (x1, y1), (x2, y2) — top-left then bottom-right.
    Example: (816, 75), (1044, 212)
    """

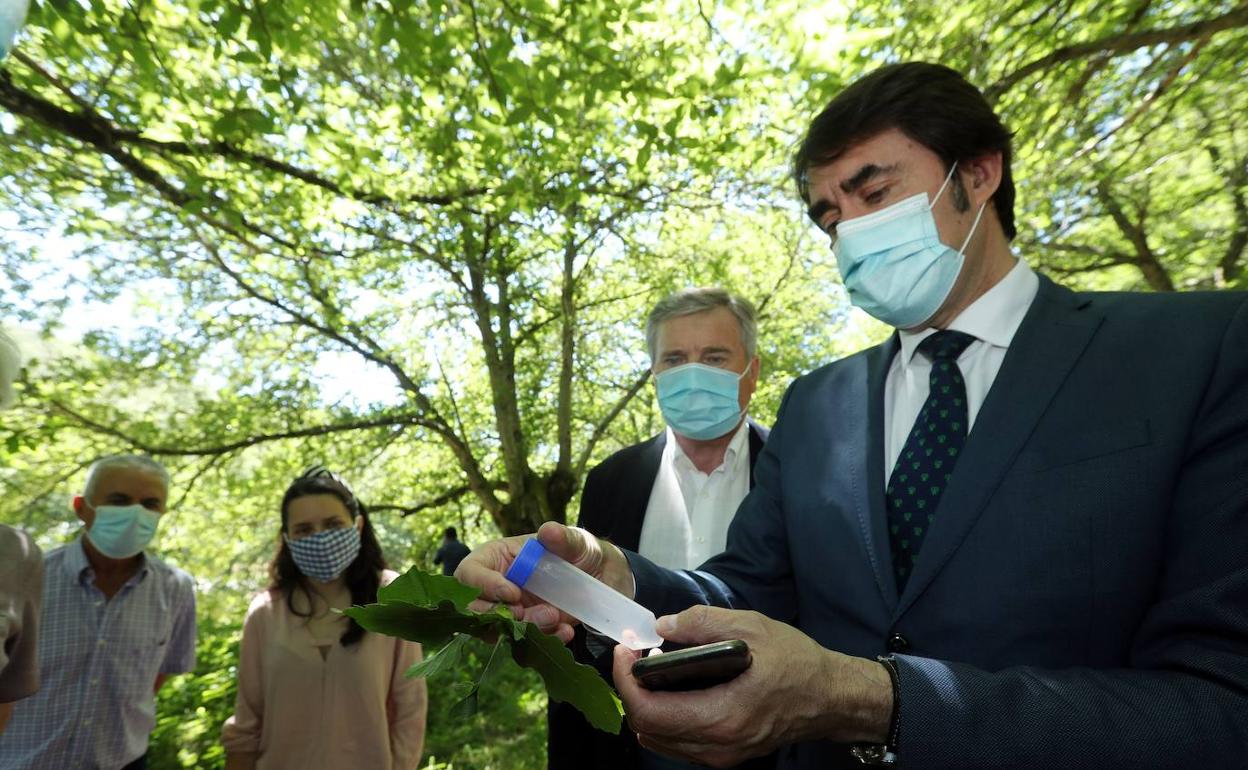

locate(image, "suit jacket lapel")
(864, 335), (901, 610)
(747, 420), (769, 489)
(614, 432), (667, 551)
(894, 276), (1101, 618)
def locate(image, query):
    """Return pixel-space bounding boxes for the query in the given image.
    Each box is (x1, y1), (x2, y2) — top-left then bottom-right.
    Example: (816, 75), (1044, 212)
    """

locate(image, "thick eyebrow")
(840, 163), (899, 194)
(697, 346), (733, 357)
(805, 163), (901, 224)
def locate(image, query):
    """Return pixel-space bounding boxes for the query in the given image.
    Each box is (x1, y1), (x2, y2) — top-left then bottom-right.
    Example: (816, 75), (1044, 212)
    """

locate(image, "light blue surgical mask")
(0, 0), (30, 60)
(86, 503), (161, 559)
(834, 163), (986, 330)
(655, 362), (748, 440)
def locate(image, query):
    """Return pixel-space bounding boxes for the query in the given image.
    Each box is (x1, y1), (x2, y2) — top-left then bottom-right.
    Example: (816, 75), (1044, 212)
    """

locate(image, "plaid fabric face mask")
(285, 526), (361, 583)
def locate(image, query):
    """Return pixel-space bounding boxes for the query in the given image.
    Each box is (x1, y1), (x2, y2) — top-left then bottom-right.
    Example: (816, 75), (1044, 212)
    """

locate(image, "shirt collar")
(65, 534), (151, 585)
(897, 257), (1039, 364)
(666, 417), (751, 473)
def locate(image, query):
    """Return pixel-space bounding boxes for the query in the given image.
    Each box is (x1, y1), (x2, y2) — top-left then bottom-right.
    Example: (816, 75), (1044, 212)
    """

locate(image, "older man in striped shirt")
(0, 454), (196, 770)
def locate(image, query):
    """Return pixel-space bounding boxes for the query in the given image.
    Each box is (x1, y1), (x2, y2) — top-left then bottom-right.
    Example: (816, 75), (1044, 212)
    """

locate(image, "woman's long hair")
(269, 468), (387, 647)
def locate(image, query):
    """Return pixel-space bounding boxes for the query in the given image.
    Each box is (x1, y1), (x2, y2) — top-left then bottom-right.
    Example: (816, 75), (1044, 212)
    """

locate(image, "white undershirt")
(884, 259), (1040, 484)
(637, 418), (752, 569)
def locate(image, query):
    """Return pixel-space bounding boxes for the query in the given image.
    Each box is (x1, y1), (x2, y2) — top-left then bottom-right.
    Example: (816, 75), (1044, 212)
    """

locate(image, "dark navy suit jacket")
(548, 421), (769, 770)
(628, 277), (1248, 769)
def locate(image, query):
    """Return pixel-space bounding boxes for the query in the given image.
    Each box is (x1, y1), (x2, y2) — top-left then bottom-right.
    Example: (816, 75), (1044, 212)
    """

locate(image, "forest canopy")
(1, 1), (1245, 767)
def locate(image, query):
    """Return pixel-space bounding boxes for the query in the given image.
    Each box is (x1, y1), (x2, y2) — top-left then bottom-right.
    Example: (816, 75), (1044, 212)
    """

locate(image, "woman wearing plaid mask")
(222, 467), (427, 770)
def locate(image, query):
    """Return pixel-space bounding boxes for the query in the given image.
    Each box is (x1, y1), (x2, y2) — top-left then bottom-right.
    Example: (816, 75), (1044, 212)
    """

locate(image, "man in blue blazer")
(459, 62), (1248, 769)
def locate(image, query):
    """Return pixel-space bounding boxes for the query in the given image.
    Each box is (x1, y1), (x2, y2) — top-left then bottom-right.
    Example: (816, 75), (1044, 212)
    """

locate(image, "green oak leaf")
(378, 568), (481, 610)
(405, 633), (469, 678)
(510, 624), (624, 734)
(344, 566), (624, 734)
(342, 599), (498, 645)
(448, 684), (480, 719)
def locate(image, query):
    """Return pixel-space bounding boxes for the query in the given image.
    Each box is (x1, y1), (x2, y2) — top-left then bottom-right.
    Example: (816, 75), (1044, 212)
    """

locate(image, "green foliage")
(1, 1), (1245, 767)
(150, 616), (240, 770)
(345, 566), (624, 734)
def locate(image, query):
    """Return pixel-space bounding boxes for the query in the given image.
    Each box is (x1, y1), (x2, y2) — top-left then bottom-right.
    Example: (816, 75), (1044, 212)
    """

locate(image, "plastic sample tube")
(505, 538), (662, 650)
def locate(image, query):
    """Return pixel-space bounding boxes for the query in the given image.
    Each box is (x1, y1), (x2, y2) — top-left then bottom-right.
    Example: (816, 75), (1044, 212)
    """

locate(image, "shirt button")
(97, 638), (106, 647)
(94, 601), (103, 607)
(887, 633), (911, 653)
(90, 678), (99, 685)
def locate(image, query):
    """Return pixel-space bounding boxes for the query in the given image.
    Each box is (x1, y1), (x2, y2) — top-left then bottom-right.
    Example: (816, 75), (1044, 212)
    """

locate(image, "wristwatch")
(850, 655), (901, 766)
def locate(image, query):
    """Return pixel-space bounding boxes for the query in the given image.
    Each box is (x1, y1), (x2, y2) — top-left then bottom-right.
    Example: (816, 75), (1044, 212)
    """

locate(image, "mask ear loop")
(957, 200), (988, 254)
(932, 161), (989, 255)
(929, 162), (960, 209)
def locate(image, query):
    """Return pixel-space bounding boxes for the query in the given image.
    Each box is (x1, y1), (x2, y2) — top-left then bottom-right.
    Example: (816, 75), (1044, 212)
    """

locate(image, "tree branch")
(986, 6), (1248, 100)
(0, 63), (486, 213)
(1204, 142), (1248, 286)
(370, 483), (506, 518)
(124, 132), (490, 208)
(556, 229), (577, 472)
(48, 400), (430, 457)
(1093, 181), (1176, 291)
(574, 368), (651, 480)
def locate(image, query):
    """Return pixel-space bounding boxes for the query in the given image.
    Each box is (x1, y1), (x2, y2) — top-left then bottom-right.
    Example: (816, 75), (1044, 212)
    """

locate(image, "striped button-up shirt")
(0, 536), (196, 770)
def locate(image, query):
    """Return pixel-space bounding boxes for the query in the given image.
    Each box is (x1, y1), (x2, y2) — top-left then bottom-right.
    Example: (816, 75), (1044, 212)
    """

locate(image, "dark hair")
(793, 62), (1017, 240)
(270, 471), (387, 647)
(443, 526), (458, 539)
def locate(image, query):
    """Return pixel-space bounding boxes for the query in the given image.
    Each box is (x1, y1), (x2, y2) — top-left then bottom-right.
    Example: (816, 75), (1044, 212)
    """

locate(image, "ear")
(73, 495), (92, 527)
(963, 151), (1002, 206)
(739, 356), (761, 410)
(355, 515), (365, 533)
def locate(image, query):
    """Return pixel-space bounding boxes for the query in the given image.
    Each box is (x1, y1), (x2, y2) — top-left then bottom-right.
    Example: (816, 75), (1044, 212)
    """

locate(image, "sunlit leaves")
(345, 565), (624, 733)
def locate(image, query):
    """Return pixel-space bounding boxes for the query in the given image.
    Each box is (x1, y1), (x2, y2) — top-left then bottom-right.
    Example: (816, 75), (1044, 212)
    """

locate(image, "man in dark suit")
(460, 62), (1248, 768)
(548, 287), (770, 770)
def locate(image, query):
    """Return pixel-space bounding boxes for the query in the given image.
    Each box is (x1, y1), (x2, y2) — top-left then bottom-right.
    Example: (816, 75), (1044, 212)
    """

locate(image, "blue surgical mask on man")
(86, 503), (161, 559)
(655, 362), (749, 440)
(833, 163), (986, 329)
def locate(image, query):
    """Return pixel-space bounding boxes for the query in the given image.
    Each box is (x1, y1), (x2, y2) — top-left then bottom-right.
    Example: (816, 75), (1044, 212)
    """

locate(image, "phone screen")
(631, 639), (751, 691)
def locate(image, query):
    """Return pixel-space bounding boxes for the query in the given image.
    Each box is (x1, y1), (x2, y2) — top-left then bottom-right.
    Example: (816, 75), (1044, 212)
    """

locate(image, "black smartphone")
(631, 639), (752, 691)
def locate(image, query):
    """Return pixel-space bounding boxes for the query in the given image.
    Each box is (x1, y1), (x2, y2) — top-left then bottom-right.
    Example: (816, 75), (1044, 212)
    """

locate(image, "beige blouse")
(221, 571), (426, 770)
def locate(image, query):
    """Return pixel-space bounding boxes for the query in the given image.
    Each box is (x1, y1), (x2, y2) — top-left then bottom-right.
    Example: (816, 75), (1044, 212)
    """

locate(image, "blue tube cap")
(504, 538), (546, 588)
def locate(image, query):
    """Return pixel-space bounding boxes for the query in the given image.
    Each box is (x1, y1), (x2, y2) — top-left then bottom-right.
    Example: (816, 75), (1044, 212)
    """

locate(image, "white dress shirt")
(884, 259), (1040, 484)
(637, 418), (752, 570)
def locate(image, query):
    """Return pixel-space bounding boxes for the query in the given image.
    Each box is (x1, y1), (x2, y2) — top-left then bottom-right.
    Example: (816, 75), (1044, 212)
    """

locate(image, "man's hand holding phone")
(632, 639), (752, 691)
(613, 605), (895, 768)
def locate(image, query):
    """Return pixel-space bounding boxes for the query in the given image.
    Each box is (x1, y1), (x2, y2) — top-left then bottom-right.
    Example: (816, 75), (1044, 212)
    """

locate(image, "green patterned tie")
(887, 330), (977, 592)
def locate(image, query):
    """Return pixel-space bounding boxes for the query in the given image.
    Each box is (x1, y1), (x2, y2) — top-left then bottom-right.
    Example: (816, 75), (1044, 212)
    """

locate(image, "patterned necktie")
(887, 330), (977, 592)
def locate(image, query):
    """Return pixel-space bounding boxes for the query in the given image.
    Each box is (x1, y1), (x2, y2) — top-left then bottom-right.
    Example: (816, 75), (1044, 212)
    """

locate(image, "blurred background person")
(222, 466), (426, 770)
(432, 526), (470, 577)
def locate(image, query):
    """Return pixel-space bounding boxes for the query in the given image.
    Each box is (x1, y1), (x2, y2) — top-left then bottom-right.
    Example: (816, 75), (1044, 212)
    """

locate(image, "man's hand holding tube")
(453, 521), (634, 643)
(454, 522), (893, 767)
(613, 606), (894, 768)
